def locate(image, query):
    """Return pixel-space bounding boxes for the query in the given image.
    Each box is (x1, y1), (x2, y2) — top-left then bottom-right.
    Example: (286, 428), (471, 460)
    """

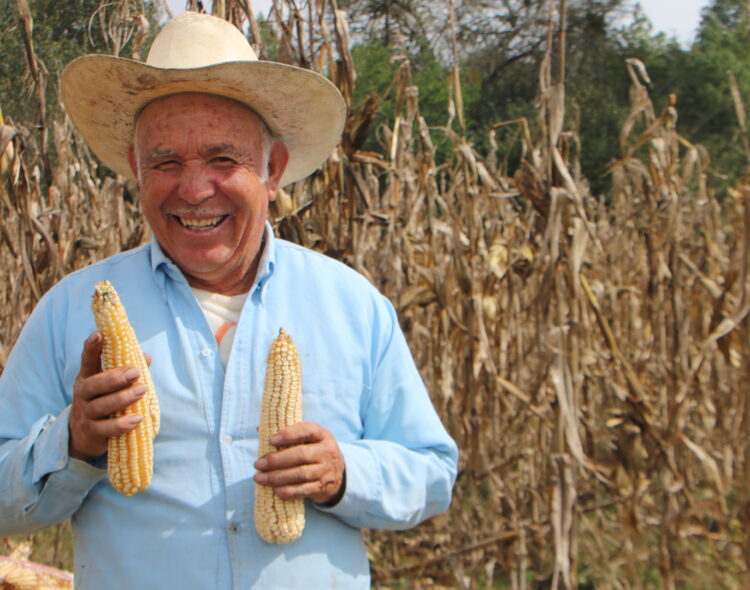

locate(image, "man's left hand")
(253, 421), (345, 505)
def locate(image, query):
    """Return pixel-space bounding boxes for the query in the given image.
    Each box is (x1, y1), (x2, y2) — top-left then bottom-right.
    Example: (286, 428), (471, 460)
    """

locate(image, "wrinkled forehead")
(133, 92), (272, 140)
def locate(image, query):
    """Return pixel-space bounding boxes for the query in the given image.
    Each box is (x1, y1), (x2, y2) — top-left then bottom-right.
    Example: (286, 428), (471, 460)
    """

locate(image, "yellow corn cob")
(255, 328), (305, 544)
(91, 280), (159, 497)
(0, 557), (74, 590)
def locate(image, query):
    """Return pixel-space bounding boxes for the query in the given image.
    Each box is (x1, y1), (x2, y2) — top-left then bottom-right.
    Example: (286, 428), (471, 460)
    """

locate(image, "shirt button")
(222, 434), (233, 445)
(228, 522), (240, 534)
(201, 348), (212, 358)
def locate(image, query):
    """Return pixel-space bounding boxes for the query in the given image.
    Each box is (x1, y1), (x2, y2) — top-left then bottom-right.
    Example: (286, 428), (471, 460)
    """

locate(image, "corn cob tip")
(92, 280), (120, 309)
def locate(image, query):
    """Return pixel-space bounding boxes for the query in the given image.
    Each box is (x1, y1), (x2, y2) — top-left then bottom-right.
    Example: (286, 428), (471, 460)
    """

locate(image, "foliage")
(337, 0), (431, 48)
(351, 36), (480, 159)
(0, 0), (158, 129)
(673, 0), (750, 187)
(346, 0), (750, 196)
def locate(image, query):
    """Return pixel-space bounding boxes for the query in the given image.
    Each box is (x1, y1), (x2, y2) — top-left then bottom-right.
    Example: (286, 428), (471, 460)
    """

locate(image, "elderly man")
(0, 11), (457, 589)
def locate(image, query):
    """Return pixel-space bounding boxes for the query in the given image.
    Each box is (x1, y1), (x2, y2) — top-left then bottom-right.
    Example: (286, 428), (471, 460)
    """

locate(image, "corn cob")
(91, 280), (159, 497)
(255, 328), (305, 544)
(0, 557), (74, 590)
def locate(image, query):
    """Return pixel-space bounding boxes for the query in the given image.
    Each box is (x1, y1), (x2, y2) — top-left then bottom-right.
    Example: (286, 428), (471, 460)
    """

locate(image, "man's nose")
(177, 164), (214, 204)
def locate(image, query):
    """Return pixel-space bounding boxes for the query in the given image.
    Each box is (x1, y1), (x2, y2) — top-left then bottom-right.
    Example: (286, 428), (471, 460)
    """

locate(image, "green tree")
(565, 2), (688, 192)
(339, 0), (428, 48)
(0, 0), (158, 128)
(610, 0), (750, 195)
(463, 0), (641, 193)
(669, 0), (750, 186)
(350, 36), (481, 160)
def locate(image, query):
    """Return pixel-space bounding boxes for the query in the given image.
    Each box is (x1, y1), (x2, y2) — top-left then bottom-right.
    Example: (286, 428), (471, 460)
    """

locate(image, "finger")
(270, 421), (326, 447)
(272, 481), (333, 502)
(77, 366), (142, 403)
(85, 382), (146, 420)
(69, 411), (143, 460)
(255, 443), (318, 472)
(79, 331), (103, 378)
(89, 413), (144, 441)
(254, 463), (324, 488)
(144, 353), (152, 367)
(94, 413), (143, 436)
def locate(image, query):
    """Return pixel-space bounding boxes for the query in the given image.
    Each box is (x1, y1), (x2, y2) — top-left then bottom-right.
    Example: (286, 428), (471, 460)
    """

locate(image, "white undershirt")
(191, 288), (248, 369)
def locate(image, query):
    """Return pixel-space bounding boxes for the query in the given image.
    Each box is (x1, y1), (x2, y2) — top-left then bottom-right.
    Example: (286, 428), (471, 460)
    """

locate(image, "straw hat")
(61, 12), (346, 187)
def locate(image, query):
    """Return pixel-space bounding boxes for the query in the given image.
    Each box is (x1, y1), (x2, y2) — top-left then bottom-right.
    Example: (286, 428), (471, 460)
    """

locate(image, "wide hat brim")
(61, 55), (346, 187)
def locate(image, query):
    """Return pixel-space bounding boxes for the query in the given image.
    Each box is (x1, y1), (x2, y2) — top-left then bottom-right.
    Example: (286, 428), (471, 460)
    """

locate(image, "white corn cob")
(255, 328), (305, 543)
(91, 280), (159, 497)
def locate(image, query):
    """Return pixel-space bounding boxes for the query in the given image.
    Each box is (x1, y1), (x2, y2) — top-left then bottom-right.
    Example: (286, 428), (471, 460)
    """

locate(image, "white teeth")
(177, 215), (225, 230)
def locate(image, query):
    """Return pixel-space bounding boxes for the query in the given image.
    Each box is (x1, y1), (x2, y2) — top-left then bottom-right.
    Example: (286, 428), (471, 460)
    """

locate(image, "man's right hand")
(68, 331), (146, 462)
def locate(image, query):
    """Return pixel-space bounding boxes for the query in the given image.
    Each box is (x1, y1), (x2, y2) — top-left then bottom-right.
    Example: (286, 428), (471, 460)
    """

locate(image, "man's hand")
(254, 421), (345, 505)
(68, 331), (147, 462)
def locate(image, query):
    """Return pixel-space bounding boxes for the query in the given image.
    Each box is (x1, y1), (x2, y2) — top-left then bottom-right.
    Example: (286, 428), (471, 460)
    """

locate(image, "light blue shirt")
(0, 224), (458, 589)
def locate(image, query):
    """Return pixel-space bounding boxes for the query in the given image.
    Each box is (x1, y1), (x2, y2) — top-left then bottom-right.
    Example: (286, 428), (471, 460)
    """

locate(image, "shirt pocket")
(300, 374), (366, 442)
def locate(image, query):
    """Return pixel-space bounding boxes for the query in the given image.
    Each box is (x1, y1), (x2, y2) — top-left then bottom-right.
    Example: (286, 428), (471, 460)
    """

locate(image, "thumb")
(79, 331), (103, 378)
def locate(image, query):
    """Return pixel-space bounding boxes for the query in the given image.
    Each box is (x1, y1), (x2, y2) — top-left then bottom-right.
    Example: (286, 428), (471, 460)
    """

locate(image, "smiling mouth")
(174, 215), (227, 231)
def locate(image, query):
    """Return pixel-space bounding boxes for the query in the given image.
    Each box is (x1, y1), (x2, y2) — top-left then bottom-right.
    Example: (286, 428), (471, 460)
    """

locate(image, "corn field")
(2, 0), (750, 588)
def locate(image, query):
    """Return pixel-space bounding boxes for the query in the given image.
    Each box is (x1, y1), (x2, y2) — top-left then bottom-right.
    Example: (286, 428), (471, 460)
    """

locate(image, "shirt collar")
(149, 221), (277, 304)
(253, 222), (276, 304)
(149, 236), (184, 300)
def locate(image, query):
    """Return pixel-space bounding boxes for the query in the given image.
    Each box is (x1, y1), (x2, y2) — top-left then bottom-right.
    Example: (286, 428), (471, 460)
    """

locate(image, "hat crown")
(146, 11), (258, 69)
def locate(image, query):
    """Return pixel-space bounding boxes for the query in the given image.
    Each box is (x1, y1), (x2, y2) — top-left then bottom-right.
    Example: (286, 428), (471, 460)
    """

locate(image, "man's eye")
(211, 157), (236, 167)
(155, 160), (179, 171)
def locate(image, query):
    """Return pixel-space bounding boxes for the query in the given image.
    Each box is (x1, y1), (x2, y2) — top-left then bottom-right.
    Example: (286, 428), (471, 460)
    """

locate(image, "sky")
(636, 0), (710, 46)
(167, 0), (711, 47)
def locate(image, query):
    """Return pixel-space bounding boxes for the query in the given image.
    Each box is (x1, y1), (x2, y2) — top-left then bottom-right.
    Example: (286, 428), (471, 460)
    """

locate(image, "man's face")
(130, 93), (288, 295)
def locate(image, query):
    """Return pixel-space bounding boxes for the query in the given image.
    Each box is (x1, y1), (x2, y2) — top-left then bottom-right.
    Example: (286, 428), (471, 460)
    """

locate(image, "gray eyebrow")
(203, 143), (243, 157)
(142, 144), (243, 166)
(143, 149), (179, 167)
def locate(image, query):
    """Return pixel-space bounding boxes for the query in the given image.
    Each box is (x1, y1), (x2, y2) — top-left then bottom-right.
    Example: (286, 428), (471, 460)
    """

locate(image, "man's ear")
(265, 142), (290, 201)
(127, 146), (139, 181)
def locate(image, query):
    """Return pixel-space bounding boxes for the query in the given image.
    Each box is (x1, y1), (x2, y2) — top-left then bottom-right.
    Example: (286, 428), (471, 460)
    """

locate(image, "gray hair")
(258, 118), (274, 183)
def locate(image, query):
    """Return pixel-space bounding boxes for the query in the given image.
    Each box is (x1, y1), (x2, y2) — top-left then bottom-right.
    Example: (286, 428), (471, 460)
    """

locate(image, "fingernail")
(269, 435), (281, 445)
(128, 415), (143, 426)
(254, 472), (268, 484)
(133, 384), (146, 397)
(255, 458), (267, 470)
(88, 331), (101, 344)
(124, 367), (139, 381)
